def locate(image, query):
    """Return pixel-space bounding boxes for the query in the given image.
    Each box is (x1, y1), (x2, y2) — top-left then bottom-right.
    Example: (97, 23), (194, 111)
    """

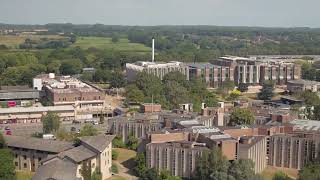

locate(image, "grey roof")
(0, 105), (74, 114)
(80, 134), (115, 152)
(32, 158), (79, 180)
(187, 63), (215, 69)
(288, 79), (320, 85)
(5, 135), (73, 153)
(239, 136), (266, 150)
(57, 145), (97, 163)
(0, 91), (39, 100)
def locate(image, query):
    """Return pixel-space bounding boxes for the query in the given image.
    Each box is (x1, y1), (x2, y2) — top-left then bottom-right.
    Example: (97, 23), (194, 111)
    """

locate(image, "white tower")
(152, 37), (155, 62)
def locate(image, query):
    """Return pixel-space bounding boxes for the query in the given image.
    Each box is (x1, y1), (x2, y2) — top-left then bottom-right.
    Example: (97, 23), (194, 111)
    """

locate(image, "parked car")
(5, 130), (12, 135)
(42, 134), (56, 140)
(72, 120), (81, 124)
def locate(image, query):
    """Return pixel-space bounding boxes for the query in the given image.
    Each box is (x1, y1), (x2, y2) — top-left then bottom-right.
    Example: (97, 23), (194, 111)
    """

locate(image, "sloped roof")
(80, 134), (115, 152)
(5, 135), (73, 153)
(58, 145), (96, 163)
(32, 158), (79, 180)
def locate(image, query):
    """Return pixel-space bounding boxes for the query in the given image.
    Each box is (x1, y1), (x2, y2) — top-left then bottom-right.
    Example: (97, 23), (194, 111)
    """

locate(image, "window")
(23, 163), (27, 168)
(23, 155), (27, 160)
(15, 154), (18, 158)
(15, 162), (18, 167)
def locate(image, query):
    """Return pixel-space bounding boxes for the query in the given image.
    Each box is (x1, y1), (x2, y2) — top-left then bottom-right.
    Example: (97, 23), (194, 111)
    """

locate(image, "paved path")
(113, 161), (138, 180)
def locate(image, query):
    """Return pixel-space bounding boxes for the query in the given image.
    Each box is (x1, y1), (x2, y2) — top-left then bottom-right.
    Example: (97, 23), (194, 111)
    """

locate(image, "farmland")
(70, 36), (151, 52)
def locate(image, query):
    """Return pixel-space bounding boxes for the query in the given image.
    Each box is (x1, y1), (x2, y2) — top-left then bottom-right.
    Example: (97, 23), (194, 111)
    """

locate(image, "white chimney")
(49, 73), (55, 79)
(152, 37), (155, 62)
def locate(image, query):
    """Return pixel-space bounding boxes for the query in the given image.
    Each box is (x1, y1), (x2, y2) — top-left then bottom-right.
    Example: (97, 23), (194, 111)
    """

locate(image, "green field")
(71, 36), (151, 52)
(16, 171), (34, 180)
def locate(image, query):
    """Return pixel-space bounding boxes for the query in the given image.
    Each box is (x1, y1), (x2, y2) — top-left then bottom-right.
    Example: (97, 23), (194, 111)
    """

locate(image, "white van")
(42, 134), (56, 140)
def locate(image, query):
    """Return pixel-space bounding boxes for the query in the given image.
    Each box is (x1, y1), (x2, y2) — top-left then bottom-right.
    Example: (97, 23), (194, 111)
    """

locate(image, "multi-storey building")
(268, 133), (320, 170)
(146, 141), (207, 177)
(238, 136), (267, 173)
(126, 61), (189, 82)
(33, 73), (104, 107)
(187, 63), (233, 88)
(210, 56), (301, 86)
(287, 79), (320, 93)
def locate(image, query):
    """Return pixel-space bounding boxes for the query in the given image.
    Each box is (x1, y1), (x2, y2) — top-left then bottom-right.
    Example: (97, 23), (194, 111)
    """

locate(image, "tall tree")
(164, 81), (190, 109)
(229, 108), (254, 126)
(258, 81), (274, 101)
(42, 112), (60, 134)
(110, 71), (126, 88)
(125, 84), (144, 103)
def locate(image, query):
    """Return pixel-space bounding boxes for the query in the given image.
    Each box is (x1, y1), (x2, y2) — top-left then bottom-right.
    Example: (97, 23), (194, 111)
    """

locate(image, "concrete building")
(126, 61), (189, 82)
(0, 105), (75, 124)
(0, 86), (39, 107)
(33, 135), (114, 180)
(187, 63), (232, 88)
(146, 129), (239, 178)
(108, 111), (219, 143)
(287, 80), (320, 93)
(268, 133), (320, 170)
(33, 73), (104, 107)
(211, 56), (301, 86)
(238, 136), (267, 173)
(146, 141), (207, 177)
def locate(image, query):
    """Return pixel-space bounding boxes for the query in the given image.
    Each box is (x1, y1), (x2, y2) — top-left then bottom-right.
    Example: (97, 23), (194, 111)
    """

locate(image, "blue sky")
(0, 0), (319, 27)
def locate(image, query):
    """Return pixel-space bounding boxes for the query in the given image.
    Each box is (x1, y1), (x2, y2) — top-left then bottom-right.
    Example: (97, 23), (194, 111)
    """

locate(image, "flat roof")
(0, 105), (74, 114)
(288, 79), (320, 85)
(290, 119), (320, 132)
(187, 63), (215, 69)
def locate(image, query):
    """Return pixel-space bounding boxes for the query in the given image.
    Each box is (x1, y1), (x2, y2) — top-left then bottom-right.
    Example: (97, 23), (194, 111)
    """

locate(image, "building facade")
(268, 134), (320, 170)
(238, 136), (267, 173)
(146, 141), (207, 177)
(33, 73), (104, 106)
(287, 80), (320, 93)
(126, 61), (189, 82)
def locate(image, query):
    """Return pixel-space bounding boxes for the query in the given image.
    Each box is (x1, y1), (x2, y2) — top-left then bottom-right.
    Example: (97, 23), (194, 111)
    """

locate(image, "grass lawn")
(113, 148), (137, 163)
(70, 36), (151, 52)
(16, 171), (34, 180)
(107, 175), (126, 180)
(261, 166), (298, 180)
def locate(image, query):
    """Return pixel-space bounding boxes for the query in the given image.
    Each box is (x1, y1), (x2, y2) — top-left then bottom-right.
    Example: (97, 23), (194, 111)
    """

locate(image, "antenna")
(152, 37), (155, 62)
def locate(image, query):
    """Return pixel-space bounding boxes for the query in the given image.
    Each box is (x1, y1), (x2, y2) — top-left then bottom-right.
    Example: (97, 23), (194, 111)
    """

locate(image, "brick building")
(33, 74), (104, 107)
